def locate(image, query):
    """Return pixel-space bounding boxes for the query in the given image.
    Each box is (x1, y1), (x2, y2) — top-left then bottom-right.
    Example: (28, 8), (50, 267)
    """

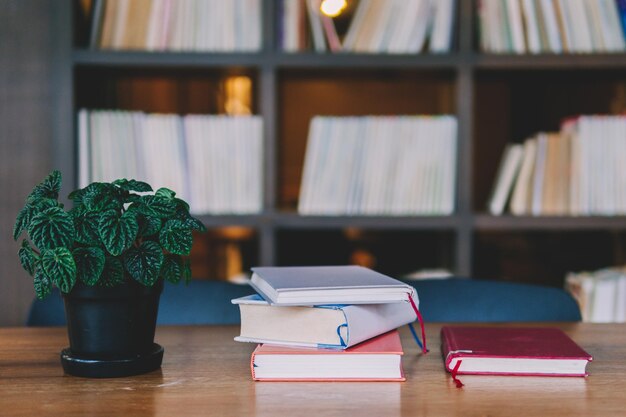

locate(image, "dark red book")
(441, 326), (593, 377)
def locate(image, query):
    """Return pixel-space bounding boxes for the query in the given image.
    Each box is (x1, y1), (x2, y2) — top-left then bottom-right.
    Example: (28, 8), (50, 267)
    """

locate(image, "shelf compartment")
(278, 68), (456, 210)
(75, 66), (258, 114)
(276, 229), (456, 278)
(473, 230), (625, 287)
(473, 69), (626, 212)
(189, 227), (258, 282)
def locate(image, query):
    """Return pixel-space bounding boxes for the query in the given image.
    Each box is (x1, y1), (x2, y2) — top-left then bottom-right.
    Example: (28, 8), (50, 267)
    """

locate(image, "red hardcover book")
(441, 326), (592, 377)
(251, 330), (405, 381)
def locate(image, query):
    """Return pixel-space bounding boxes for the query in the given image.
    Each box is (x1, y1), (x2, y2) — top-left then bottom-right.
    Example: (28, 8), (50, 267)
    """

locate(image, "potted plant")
(13, 170), (205, 377)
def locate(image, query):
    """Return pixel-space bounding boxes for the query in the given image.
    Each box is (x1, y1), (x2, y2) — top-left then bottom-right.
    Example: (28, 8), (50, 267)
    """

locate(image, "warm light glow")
(320, 0), (347, 17)
(223, 76), (252, 115)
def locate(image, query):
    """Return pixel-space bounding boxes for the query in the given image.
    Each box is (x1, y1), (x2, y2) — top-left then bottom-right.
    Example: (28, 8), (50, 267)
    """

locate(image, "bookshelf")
(55, 0), (626, 287)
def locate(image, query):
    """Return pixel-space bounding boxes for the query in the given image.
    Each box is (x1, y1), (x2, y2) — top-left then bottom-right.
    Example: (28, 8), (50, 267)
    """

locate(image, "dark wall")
(0, 1), (66, 325)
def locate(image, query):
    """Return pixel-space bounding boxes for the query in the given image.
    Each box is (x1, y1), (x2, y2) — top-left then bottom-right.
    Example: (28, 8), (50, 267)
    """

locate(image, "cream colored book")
(510, 137), (537, 215)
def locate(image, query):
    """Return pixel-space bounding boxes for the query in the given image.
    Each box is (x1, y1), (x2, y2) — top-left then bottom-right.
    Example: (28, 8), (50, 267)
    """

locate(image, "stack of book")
(298, 115), (457, 216)
(78, 109), (263, 215)
(487, 115), (626, 216)
(477, 0), (626, 54)
(566, 266), (626, 323)
(280, 0), (455, 53)
(232, 266), (421, 381)
(89, 0), (262, 51)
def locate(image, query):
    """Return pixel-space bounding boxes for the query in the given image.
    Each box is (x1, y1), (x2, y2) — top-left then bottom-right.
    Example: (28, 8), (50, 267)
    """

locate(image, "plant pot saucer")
(60, 343), (164, 378)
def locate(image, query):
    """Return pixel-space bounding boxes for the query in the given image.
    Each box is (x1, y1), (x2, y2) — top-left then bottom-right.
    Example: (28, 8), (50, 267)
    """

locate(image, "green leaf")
(82, 183), (121, 211)
(68, 188), (85, 206)
(14, 199), (60, 241)
(160, 254), (182, 284)
(27, 170), (62, 201)
(73, 247), (106, 286)
(177, 211), (206, 232)
(41, 247), (77, 293)
(135, 195), (177, 218)
(159, 220), (193, 255)
(123, 241), (164, 286)
(14, 204), (34, 241)
(97, 210), (139, 256)
(72, 208), (102, 245)
(99, 256), (125, 287)
(18, 240), (39, 276)
(28, 207), (75, 250)
(113, 179), (153, 193)
(138, 214), (162, 236)
(34, 268), (52, 300)
(155, 187), (176, 199)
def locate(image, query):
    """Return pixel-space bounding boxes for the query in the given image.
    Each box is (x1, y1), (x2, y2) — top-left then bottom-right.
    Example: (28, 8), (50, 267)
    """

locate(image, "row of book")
(232, 266), (419, 381)
(488, 115), (626, 216)
(566, 266), (626, 323)
(298, 116), (457, 216)
(280, 0), (455, 53)
(478, 0), (626, 54)
(78, 110), (263, 215)
(91, 0), (262, 51)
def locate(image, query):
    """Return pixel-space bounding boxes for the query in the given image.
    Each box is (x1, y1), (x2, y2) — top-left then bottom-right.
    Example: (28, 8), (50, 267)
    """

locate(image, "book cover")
(233, 294), (416, 348)
(441, 326), (593, 377)
(251, 330), (405, 381)
(249, 265), (417, 306)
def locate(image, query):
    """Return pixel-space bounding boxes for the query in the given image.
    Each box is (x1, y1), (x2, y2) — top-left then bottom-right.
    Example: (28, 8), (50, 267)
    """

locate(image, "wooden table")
(0, 323), (624, 416)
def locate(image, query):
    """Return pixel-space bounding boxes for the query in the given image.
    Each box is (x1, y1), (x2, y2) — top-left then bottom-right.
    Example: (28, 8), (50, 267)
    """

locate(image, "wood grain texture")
(0, 323), (622, 417)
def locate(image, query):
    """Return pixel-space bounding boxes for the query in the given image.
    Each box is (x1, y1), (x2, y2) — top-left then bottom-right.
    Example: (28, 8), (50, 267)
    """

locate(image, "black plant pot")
(60, 279), (164, 378)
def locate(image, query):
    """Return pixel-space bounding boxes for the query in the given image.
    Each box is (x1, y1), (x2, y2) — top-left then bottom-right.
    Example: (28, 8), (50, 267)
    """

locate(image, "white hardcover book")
(597, 0), (626, 51)
(249, 265), (418, 306)
(488, 144), (524, 216)
(510, 137), (537, 215)
(78, 109), (90, 188)
(386, 0), (419, 53)
(233, 294), (417, 349)
(298, 117), (322, 214)
(506, 0), (527, 53)
(531, 133), (548, 216)
(342, 0), (372, 51)
(306, 0), (327, 52)
(367, 0), (395, 53)
(538, 0), (562, 53)
(521, 0), (542, 53)
(568, 0), (594, 52)
(406, 0), (433, 54)
(584, 0), (606, 52)
(441, 116), (457, 215)
(430, 0), (455, 53)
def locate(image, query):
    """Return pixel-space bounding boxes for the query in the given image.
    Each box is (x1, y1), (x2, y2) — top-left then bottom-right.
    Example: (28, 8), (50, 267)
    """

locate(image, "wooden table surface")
(0, 323), (624, 416)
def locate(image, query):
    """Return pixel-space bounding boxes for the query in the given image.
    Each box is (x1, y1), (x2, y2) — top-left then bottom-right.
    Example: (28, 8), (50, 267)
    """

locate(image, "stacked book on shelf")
(566, 266), (626, 323)
(280, 0), (455, 53)
(78, 109), (263, 215)
(477, 0), (626, 54)
(232, 266), (422, 381)
(487, 115), (626, 216)
(89, 0), (262, 51)
(298, 115), (457, 216)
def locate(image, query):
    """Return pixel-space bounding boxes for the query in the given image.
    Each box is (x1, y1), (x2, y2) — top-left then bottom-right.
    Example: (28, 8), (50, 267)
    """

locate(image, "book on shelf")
(490, 114), (626, 216)
(487, 143), (524, 215)
(441, 326), (593, 378)
(232, 293), (417, 348)
(78, 109), (263, 215)
(90, 0), (261, 51)
(566, 266), (626, 323)
(279, 0), (456, 54)
(249, 265), (418, 306)
(298, 115), (457, 216)
(250, 329), (406, 381)
(477, 0), (625, 54)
